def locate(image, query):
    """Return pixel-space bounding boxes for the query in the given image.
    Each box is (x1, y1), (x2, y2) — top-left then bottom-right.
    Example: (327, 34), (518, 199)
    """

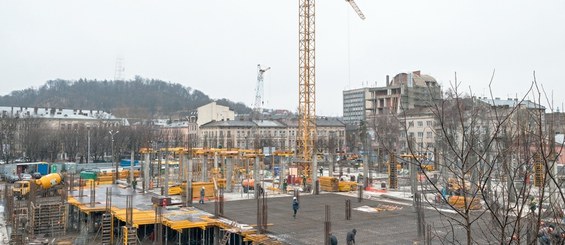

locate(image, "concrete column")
(214, 152), (219, 169)
(144, 153), (150, 192)
(202, 155), (208, 182)
(188, 155), (193, 206)
(330, 153), (335, 177)
(226, 157), (233, 192)
(179, 153), (184, 181)
(130, 151), (135, 184)
(164, 150), (170, 196)
(254, 157), (260, 199)
(312, 152), (318, 194)
(364, 153), (369, 189)
(280, 157), (286, 191)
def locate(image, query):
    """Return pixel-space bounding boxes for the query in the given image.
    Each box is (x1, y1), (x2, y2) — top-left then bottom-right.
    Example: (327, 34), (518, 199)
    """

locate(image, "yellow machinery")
(12, 181), (30, 200)
(448, 178), (470, 194)
(13, 173), (63, 199)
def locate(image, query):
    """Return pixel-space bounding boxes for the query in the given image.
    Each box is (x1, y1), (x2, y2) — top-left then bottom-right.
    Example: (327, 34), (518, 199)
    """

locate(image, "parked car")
(32, 172), (42, 179)
(20, 173), (32, 181)
(6, 174), (20, 183)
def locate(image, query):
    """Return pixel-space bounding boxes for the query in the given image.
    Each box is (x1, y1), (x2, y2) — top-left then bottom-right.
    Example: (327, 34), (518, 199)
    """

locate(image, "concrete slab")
(198, 192), (438, 245)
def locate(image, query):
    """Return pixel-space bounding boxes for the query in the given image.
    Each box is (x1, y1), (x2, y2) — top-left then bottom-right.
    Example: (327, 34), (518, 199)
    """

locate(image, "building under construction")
(3, 148), (292, 245)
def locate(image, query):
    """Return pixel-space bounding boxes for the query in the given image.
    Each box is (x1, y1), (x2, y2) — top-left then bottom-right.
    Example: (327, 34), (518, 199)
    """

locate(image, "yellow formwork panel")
(162, 209), (210, 231)
(244, 234), (283, 244)
(113, 208), (156, 227)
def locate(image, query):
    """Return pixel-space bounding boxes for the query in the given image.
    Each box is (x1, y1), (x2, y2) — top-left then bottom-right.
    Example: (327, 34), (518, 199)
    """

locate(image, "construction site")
(1, 146), (438, 245)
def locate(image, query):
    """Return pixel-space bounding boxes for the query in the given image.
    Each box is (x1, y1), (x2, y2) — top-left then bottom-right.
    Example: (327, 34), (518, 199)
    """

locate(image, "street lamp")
(109, 130), (119, 184)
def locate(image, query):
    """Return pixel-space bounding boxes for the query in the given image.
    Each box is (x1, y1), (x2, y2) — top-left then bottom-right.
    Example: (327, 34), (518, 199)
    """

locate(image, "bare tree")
(392, 74), (564, 244)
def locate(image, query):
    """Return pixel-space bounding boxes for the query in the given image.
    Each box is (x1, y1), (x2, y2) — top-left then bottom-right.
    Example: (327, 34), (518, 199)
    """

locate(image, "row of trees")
(0, 119), (197, 164)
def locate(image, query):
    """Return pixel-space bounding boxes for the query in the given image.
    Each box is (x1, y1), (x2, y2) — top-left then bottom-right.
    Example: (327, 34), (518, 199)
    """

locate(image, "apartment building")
(199, 118), (346, 153)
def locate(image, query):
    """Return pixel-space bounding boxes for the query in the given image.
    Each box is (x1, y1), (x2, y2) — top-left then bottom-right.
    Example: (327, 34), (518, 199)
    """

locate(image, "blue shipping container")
(38, 163), (49, 175)
(120, 159), (139, 167)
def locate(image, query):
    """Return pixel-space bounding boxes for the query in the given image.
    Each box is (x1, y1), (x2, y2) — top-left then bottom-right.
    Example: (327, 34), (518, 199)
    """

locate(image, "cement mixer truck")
(12, 173), (63, 200)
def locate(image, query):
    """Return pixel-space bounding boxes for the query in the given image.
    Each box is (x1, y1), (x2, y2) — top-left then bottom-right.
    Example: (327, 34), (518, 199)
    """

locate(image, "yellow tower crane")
(297, 0), (365, 177)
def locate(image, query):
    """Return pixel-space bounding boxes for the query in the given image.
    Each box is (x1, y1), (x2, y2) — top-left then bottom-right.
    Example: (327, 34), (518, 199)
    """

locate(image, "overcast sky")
(1, 1), (564, 116)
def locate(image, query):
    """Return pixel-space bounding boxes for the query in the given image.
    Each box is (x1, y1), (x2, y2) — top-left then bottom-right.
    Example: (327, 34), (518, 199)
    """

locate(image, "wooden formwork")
(29, 200), (67, 237)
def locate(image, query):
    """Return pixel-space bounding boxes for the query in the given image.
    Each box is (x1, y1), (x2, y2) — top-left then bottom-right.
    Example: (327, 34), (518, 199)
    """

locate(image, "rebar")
(324, 205), (331, 245)
(345, 199), (351, 220)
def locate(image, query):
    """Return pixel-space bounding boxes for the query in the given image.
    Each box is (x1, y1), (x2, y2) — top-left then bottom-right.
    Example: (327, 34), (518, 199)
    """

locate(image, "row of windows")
(401, 131), (434, 138)
(407, 120), (434, 127)
(399, 141), (434, 149)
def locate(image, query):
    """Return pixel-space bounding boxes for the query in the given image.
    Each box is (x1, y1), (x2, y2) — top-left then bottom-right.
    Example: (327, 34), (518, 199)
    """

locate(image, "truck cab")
(12, 180), (30, 199)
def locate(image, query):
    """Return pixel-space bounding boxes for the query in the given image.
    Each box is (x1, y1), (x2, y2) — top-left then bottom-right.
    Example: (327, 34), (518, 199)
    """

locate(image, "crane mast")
(296, 0), (365, 178)
(253, 64), (270, 119)
(297, 0), (317, 177)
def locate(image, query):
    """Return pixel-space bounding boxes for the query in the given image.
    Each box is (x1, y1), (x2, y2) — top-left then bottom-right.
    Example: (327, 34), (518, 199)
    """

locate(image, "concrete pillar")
(254, 157), (260, 199)
(130, 151), (135, 184)
(187, 155), (193, 206)
(214, 152), (219, 169)
(329, 153), (335, 177)
(226, 158), (233, 192)
(312, 152), (318, 194)
(164, 150), (170, 197)
(144, 153), (150, 192)
(364, 153), (369, 189)
(280, 157), (286, 191)
(202, 155), (208, 182)
(179, 153), (184, 181)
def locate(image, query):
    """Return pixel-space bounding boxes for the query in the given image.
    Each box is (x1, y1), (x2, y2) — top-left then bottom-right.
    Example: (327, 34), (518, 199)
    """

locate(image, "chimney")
(386, 75), (390, 86)
(413, 70), (421, 76)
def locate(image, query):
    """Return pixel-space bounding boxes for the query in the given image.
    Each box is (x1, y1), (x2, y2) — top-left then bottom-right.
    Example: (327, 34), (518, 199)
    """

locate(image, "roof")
(200, 120), (256, 128)
(477, 97), (544, 109)
(252, 120), (286, 128)
(0, 106), (118, 120)
(281, 118), (345, 127)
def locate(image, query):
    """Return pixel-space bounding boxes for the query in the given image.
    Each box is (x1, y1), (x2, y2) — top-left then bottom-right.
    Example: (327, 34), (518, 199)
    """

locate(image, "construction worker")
(282, 179), (288, 194)
(330, 233), (338, 245)
(199, 187), (205, 204)
(292, 196), (299, 219)
(346, 228), (356, 245)
(530, 196), (537, 213)
(131, 178), (137, 192)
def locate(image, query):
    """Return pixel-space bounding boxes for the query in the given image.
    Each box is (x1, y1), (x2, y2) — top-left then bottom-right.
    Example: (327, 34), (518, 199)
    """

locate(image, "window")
(417, 132), (423, 138)
(426, 132), (432, 138)
(408, 121), (414, 127)
(409, 132), (414, 138)
(426, 121), (433, 126)
(417, 121), (423, 127)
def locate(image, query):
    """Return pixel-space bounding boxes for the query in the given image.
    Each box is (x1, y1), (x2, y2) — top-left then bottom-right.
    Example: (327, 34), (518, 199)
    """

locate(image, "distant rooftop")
(0, 106), (118, 120)
(477, 97), (544, 110)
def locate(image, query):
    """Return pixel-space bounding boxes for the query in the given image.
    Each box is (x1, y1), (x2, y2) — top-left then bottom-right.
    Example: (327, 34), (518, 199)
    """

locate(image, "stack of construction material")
(338, 181), (358, 192)
(319, 176), (338, 192)
(448, 196), (482, 210)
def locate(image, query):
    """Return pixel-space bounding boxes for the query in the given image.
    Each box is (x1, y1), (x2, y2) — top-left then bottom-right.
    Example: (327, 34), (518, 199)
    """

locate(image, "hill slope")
(0, 76), (251, 118)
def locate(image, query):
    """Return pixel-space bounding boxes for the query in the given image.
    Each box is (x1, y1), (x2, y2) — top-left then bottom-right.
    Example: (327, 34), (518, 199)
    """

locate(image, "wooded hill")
(0, 76), (252, 118)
